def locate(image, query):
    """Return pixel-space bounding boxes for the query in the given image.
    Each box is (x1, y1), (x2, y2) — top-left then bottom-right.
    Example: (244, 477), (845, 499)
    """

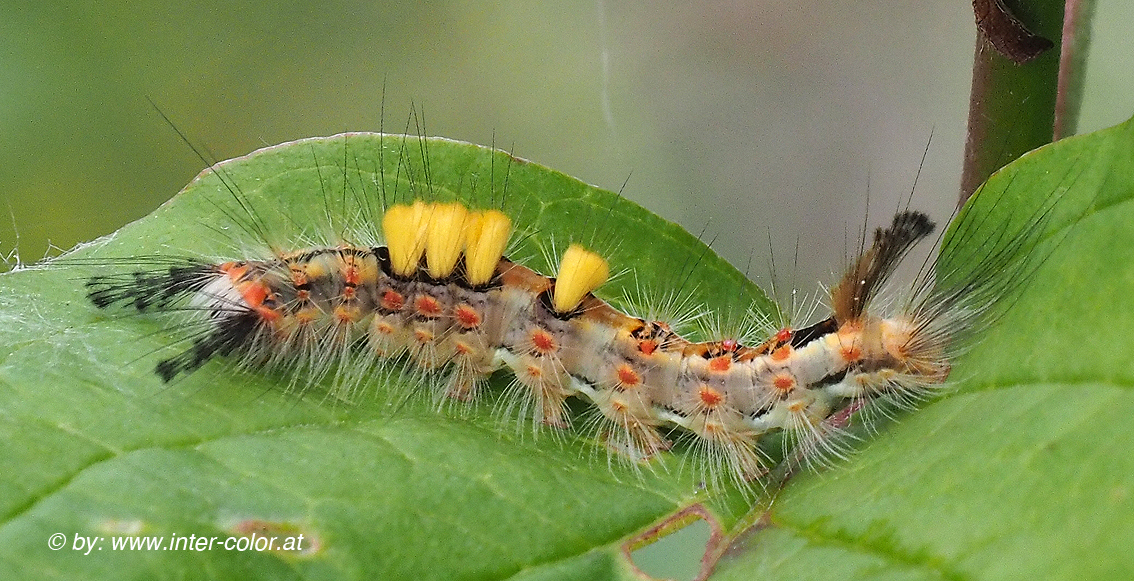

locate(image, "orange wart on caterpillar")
(73, 130), (1077, 495)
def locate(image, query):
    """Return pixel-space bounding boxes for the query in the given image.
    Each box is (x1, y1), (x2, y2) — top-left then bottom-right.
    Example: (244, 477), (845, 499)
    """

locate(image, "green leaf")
(711, 117), (1134, 579)
(4, 112), (1131, 581)
(0, 134), (769, 580)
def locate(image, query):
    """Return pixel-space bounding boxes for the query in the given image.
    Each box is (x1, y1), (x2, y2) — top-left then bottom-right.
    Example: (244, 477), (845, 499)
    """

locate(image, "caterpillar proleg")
(77, 129), (1075, 496)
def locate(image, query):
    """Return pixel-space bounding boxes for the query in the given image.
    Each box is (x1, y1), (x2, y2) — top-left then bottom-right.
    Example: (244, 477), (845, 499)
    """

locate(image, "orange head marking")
(454, 304), (482, 329)
(836, 324), (864, 362)
(343, 264), (360, 286)
(775, 327), (793, 344)
(234, 278), (282, 324)
(708, 356), (732, 373)
(233, 279), (268, 308)
(637, 339), (658, 355)
(414, 295), (442, 318)
(529, 328), (558, 355)
(771, 344), (792, 362)
(840, 344), (863, 362)
(221, 263), (249, 282)
(615, 364), (641, 388)
(773, 373), (796, 392)
(255, 305), (282, 323)
(381, 290), (405, 311)
(698, 385), (724, 408)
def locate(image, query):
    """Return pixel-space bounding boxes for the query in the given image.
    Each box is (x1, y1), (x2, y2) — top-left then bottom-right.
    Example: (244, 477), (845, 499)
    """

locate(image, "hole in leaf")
(629, 517), (712, 581)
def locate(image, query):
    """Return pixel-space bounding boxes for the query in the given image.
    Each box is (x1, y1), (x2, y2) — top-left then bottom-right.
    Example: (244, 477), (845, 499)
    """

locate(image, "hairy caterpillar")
(7, 117), (1128, 581)
(77, 130), (1067, 496)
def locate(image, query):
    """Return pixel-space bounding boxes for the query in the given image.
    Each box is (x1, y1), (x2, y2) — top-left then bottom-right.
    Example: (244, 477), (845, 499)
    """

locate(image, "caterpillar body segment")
(86, 200), (950, 490)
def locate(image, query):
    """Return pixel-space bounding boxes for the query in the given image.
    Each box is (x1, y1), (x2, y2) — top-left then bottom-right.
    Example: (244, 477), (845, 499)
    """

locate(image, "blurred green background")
(3, 1), (1132, 286)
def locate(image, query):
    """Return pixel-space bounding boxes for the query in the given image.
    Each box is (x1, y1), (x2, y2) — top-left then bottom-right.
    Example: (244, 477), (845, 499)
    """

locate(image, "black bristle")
(154, 312), (259, 382)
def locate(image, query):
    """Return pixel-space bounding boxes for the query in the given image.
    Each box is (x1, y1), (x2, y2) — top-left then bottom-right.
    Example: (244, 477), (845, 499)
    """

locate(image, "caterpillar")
(79, 131), (1063, 495)
(8, 114), (1125, 581)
